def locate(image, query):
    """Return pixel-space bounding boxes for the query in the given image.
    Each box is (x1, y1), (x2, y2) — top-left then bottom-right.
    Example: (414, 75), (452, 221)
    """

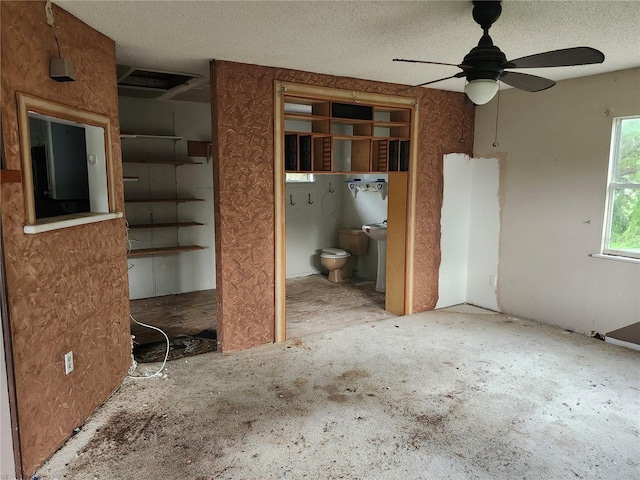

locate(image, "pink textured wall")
(1, 2), (130, 477)
(211, 60), (474, 352)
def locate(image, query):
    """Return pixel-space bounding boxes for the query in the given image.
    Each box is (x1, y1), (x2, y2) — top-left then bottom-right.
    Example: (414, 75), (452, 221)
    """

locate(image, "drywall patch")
(437, 154), (500, 310)
(437, 153), (472, 308)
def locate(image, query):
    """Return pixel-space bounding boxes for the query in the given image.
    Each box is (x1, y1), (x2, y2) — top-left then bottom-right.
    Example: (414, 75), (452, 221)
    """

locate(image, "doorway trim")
(273, 81), (419, 342)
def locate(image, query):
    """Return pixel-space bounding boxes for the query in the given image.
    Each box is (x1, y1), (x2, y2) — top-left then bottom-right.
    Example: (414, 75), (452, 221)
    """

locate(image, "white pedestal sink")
(362, 222), (387, 293)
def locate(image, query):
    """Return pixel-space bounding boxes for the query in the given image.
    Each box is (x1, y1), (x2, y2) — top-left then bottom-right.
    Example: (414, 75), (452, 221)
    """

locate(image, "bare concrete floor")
(36, 309), (639, 480)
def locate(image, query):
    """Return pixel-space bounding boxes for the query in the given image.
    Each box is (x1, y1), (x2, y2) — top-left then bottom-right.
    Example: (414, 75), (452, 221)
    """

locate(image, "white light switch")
(64, 351), (74, 375)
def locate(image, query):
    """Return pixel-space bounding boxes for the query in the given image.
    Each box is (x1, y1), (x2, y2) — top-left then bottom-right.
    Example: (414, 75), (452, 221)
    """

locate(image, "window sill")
(590, 253), (640, 265)
(23, 212), (123, 234)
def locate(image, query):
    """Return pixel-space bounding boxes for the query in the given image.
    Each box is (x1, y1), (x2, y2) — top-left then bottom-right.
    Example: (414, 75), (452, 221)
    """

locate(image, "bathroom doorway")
(274, 82), (419, 342)
(283, 172), (391, 339)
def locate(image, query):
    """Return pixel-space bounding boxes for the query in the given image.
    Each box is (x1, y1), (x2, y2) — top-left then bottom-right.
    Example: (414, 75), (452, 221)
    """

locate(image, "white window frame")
(285, 173), (315, 183)
(601, 115), (640, 260)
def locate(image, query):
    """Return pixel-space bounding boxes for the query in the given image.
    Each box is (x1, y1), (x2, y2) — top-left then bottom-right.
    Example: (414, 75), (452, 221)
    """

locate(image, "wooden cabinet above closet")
(284, 99), (412, 174)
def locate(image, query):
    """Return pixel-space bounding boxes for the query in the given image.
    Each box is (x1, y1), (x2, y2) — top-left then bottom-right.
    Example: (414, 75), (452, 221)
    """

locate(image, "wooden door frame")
(273, 81), (419, 342)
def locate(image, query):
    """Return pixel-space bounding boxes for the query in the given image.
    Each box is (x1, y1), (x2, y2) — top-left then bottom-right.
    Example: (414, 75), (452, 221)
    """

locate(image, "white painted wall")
(437, 154), (472, 308)
(467, 157), (500, 310)
(341, 174), (388, 280)
(285, 172), (388, 280)
(119, 97), (214, 299)
(285, 175), (345, 277)
(1, 311), (16, 479)
(437, 154), (500, 310)
(474, 68), (640, 335)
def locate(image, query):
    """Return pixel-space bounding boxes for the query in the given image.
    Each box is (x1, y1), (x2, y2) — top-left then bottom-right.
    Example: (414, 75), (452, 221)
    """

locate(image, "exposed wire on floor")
(127, 313), (170, 378)
(125, 219), (137, 270)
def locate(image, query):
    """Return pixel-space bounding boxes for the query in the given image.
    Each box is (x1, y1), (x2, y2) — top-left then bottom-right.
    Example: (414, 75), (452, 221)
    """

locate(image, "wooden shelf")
(0, 169), (21, 184)
(123, 160), (203, 166)
(125, 198), (205, 203)
(128, 245), (205, 258)
(120, 133), (182, 140)
(128, 221), (204, 229)
(283, 97), (412, 174)
(332, 134), (374, 141)
(374, 121), (410, 128)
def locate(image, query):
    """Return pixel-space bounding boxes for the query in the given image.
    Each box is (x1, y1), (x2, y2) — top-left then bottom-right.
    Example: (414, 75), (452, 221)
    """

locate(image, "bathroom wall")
(341, 174), (389, 281)
(119, 97), (215, 299)
(285, 175), (344, 278)
(285, 172), (388, 281)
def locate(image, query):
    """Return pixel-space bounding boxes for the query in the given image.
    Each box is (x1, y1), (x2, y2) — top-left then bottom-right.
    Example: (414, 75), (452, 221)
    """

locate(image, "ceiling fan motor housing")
(465, 1), (506, 82)
(463, 40), (507, 82)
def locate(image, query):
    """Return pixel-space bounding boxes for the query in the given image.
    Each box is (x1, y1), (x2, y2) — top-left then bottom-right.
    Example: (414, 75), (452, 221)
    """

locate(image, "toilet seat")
(321, 248), (350, 259)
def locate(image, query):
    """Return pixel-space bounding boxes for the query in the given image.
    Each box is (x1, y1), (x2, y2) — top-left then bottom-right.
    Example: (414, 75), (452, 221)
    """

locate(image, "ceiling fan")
(394, 0), (605, 105)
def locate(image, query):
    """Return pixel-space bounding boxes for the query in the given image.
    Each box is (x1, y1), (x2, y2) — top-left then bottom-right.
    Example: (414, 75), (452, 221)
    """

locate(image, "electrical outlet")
(489, 275), (497, 287)
(64, 351), (74, 375)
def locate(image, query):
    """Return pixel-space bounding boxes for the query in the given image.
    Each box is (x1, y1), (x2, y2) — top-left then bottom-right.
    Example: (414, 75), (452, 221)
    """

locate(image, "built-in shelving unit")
(284, 99), (411, 174)
(122, 132), (205, 259)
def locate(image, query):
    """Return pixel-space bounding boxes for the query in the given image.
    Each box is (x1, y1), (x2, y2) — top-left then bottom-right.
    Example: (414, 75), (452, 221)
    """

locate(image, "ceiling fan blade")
(500, 71), (555, 92)
(393, 59), (471, 69)
(507, 47), (605, 69)
(413, 72), (467, 88)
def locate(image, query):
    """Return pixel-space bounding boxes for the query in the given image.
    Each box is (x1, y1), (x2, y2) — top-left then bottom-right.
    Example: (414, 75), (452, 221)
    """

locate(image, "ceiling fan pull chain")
(459, 97), (466, 144)
(492, 83), (501, 148)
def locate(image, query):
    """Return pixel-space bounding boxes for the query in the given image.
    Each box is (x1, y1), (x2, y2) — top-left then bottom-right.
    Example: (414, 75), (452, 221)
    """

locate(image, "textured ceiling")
(55, 0), (640, 102)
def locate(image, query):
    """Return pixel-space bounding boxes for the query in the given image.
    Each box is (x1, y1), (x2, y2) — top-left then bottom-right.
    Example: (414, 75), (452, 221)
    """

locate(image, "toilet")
(321, 229), (368, 283)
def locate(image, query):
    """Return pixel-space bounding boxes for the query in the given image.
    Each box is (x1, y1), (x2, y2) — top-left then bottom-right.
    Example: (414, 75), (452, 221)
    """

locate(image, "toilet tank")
(339, 229), (369, 255)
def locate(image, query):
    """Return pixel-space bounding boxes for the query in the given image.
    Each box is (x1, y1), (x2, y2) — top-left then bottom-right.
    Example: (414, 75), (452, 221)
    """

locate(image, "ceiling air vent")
(116, 65), (200, 99)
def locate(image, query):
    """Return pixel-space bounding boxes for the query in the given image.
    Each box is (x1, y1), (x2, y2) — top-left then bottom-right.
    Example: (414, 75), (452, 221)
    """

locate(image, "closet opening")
(119, 96), (217, 365)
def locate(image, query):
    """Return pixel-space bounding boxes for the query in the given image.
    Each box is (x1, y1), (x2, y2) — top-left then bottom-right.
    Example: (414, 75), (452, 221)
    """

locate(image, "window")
(603, 116), (640, 259)
(285, 173), (315, 183)
(17, 93), (119, 233)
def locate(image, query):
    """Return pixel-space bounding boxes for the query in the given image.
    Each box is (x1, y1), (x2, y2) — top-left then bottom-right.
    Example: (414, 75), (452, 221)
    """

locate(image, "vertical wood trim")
(104, 125), (116, 213)
(273, 82), (286, 343)
(386, 173), (408, 315)
(17, 93), (36, 224)
(404, 103), (419, 315)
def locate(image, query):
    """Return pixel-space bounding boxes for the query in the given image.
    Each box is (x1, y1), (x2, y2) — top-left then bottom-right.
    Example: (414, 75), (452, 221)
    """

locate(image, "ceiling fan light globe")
(465, 79), (499, 105)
